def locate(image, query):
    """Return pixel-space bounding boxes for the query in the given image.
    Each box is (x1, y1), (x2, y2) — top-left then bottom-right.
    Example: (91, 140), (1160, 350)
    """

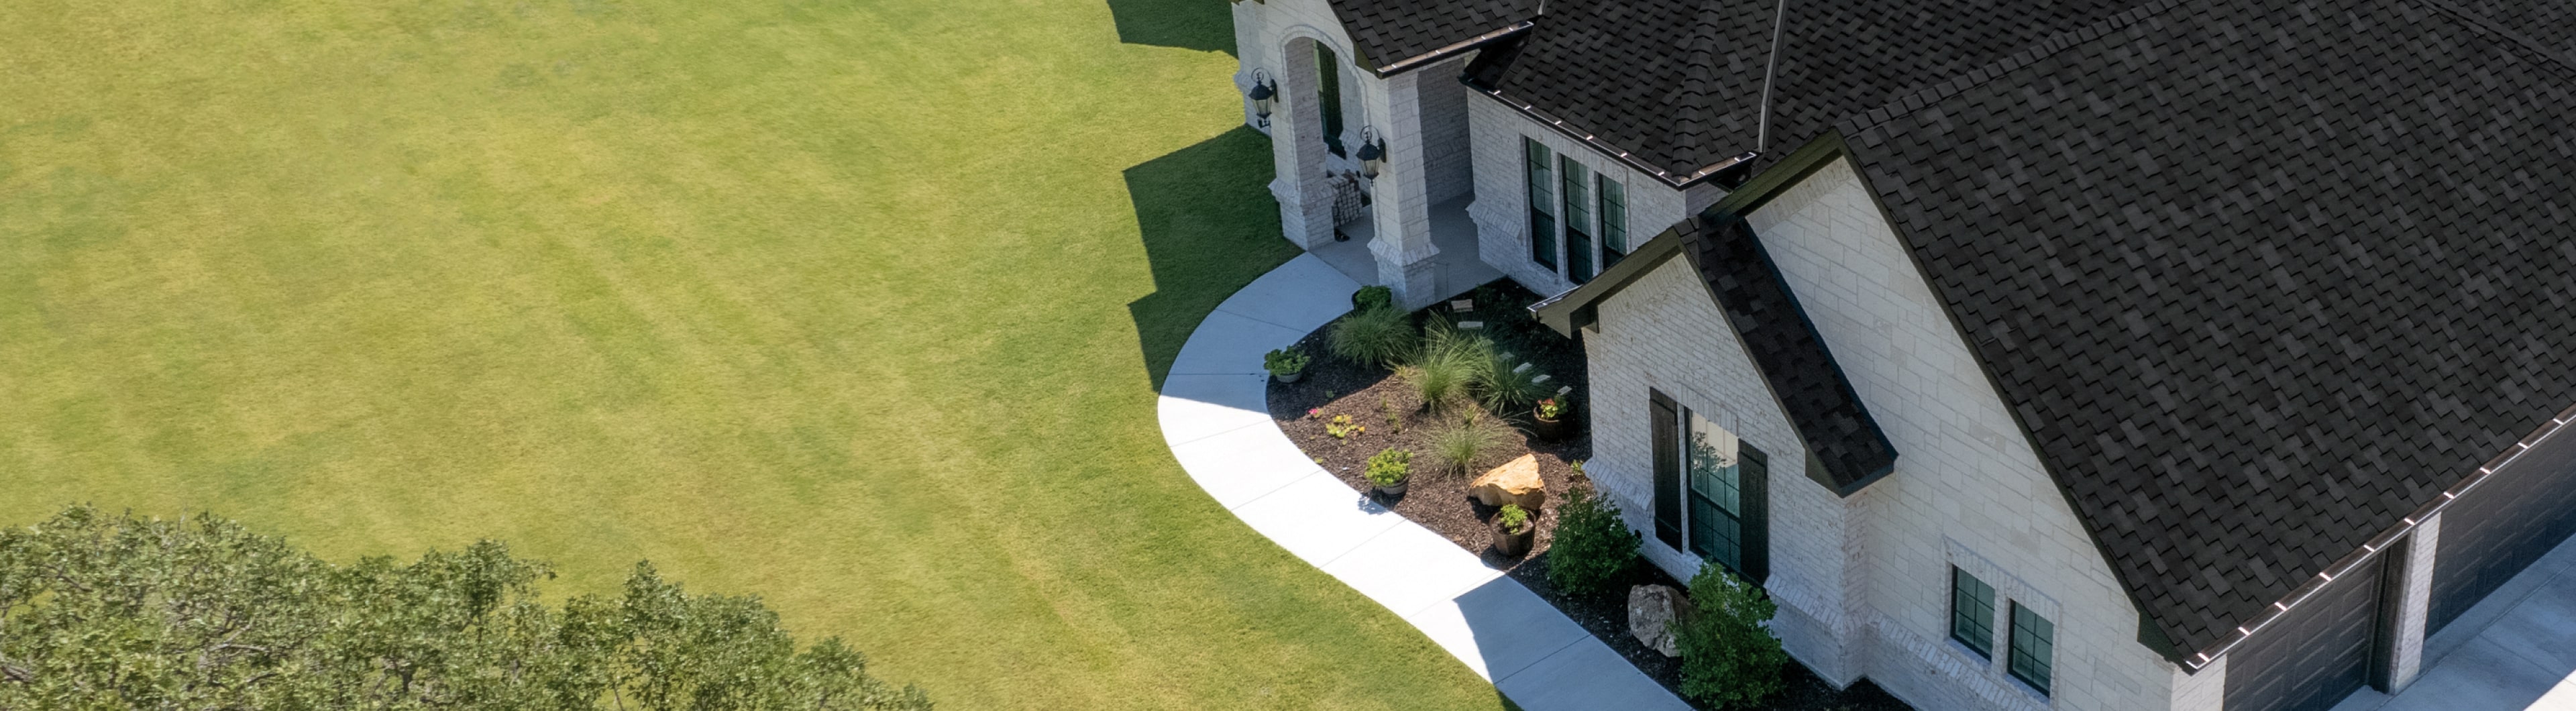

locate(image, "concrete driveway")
(2336, 531), (2576, 711)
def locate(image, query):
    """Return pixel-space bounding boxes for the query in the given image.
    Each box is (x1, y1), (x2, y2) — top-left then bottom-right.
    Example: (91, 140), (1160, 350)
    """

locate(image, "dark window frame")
(1316, 44), (1345, 157)
(1525, 138), (1556, 269)
(1561, 155), (1593, 283)
(1650, 390), (1682, 549)
(1949, 567), (1996, 658)
(2008, 602), (2055, 696)
(1598, 174), (1626, 270)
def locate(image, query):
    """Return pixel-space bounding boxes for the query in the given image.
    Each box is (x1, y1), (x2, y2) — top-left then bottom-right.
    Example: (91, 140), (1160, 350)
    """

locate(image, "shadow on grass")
(1107, 0), (1238, 54)
(1124, 125), (1297, 387)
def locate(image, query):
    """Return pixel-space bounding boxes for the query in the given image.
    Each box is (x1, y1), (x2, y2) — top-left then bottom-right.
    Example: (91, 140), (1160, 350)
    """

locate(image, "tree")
(1675, 563), (1786, 708)
(0, 505), (930, 710)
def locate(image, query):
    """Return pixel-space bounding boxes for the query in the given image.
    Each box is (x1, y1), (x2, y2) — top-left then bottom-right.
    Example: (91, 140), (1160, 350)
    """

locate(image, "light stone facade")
(1582, 158), (2206, 710)
(1464, 92), (1722, 298)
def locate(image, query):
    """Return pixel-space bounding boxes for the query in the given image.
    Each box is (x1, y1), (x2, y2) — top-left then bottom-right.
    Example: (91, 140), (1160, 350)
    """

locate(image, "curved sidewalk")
(1157, 254), (1688, 710)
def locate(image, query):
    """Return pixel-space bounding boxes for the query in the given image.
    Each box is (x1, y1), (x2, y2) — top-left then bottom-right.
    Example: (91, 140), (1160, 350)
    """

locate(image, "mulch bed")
(1267, 281), (1911, 711)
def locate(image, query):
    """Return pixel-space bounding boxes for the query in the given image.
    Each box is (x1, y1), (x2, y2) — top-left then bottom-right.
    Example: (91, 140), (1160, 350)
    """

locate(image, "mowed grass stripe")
(0, 0), (1509, 708)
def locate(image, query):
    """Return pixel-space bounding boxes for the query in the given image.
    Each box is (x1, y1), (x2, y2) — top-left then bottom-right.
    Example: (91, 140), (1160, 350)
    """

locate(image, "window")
(1678, 408), (1766, 578)
(2008, 602), (2055, 695)
(1598, 176), (1627, 269)
(1950, 567), (1996, 658)
(1317, 44), (1344, 156)
(1560, 156), (1593, 283)
(1525, 139), (1556, 269)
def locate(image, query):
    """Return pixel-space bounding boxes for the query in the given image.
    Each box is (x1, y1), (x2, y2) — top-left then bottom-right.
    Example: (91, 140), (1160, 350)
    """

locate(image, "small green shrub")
(1379, 396), (1403, 433)
(1263, 348), (1309, 376)
(1352, 285), (1395, 313)
(1328, 307), (1414, 366)
(1677, 563), (1788, 708)
(1423, 412), (1513, 476)
(1546, 488), (1642, 596)
(1365, 449), (1411, 487)
(1496, 504), (1532, 533)
(1477, 354), (1551, 413)
(1407, 326), (1494, 410)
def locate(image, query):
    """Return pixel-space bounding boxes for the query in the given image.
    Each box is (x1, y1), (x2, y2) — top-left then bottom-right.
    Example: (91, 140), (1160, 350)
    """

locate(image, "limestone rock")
(1629, 584), (1693, 657)
(1470, 453), (1546, 510)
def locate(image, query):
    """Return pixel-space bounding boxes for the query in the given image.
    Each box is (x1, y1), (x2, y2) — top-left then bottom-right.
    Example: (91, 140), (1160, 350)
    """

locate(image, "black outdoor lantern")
(1247, 69), (1277, 125)
(1356, 127), (1385, 178)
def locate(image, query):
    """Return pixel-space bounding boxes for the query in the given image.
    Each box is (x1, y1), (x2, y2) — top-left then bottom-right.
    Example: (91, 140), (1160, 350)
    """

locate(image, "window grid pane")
(1560, 156), (1593, 282)
(1525, 139), (1555, 268)
(1950, 569), (1994, 657)
(1684, 411), (1743, 570)
(2008, 603), (2054, 695)
(1599, 177), (1627, 266)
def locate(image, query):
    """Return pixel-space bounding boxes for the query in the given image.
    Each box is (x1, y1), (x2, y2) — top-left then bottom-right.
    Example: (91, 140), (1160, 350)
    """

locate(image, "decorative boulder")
(1629, 584), (1693, 657)
(1470, 453), (1547, 510)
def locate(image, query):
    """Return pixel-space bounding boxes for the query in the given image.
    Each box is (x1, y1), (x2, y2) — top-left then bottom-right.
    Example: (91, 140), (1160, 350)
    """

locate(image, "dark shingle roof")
(1463, 0), (2153, 183)
(1839, 0), (2576, 657)
(1678, 214), (1898, 493)
(1326, 0), (1538, 72)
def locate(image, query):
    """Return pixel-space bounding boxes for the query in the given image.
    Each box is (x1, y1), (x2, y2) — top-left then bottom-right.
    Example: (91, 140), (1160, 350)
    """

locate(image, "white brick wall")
(1584, 158), (2196, 710)
(1750, 158), (2183, 710)
(1464, 93), (1699, 298)
(1583, 257), (1865, 685)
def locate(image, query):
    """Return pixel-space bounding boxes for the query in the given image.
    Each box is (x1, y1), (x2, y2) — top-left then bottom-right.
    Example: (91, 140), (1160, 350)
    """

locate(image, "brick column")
(1368, 68), (1441, 309)
(1269, 37), (1334, 250)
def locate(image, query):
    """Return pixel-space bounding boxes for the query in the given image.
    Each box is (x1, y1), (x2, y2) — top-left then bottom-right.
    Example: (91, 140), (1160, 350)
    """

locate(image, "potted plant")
(1532, 395), (1572, 441)
(1352, 285), (1395, 313)
(1366, 448), (1411, 498)
(1493, 503), (1536, 557)
(1265, 348), (1311, 384)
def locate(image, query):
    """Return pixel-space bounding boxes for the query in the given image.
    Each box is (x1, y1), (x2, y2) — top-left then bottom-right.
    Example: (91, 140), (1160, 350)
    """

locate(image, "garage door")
(2222, 551), (2383, 711)
(2430, 427), (2576, 633)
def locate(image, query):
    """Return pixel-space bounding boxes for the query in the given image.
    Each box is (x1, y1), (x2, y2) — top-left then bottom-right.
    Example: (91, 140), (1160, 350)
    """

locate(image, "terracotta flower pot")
(1492, 517), (1536, 557)
(1532, 408), (1571, 441)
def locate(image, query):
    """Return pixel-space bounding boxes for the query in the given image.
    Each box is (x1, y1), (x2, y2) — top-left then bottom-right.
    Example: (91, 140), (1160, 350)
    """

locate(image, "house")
(1228, 0), (2576, 709)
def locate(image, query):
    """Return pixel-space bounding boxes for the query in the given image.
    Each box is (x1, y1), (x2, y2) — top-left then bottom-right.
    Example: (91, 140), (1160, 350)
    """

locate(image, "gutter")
(1373, 21), (1536, 76)
(1470, 84), (1760, 189)
(2178, 400), (2576, 670)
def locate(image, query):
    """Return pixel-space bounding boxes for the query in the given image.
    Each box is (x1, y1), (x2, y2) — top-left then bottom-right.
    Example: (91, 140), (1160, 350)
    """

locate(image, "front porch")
(1309, 195), (1501, 305)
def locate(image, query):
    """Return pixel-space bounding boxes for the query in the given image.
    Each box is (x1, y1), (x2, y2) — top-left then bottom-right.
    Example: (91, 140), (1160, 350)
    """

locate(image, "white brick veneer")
(1585, 158), (2207, 710)
(1464, 93), (1721, 298)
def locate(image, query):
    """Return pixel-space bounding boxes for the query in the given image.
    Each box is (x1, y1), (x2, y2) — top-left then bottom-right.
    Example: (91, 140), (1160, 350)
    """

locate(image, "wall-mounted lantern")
(1356, 127), (1385, 178)
(1247, 69), (1277, 127)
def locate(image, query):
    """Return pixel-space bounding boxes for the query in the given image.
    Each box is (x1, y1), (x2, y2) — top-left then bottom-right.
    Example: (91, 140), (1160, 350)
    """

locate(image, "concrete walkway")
(1158, 254), (1690, 710)
(2334, 531), (2576, 711)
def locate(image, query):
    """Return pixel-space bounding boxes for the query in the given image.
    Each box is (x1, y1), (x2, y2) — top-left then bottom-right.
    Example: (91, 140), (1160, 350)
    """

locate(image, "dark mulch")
(1265, 281), (1911, 711)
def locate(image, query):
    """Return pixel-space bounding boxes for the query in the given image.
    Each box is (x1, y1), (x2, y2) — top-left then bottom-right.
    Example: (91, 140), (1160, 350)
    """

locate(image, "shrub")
(1423, 412), (1514, 476)
(1263, 348), (1310, 376)
(1546, 488), (1642, 596)
(1496, 504), (1533, 534)
(0, 506), (931, 710)
(1352, 285), (1395, 312)
(1328, 306), (1414, 366)
(1365, 448), (1411, 486)
(1676, 563), (1788, 708)
(1410, 326), (1497, 411)
(1477, 354), (1552, 413)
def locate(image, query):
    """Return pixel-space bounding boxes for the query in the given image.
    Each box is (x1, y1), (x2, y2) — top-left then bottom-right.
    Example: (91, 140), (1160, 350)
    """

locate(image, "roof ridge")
(1833, 0), (2190, 138)
(2406, 0), (2576, 78)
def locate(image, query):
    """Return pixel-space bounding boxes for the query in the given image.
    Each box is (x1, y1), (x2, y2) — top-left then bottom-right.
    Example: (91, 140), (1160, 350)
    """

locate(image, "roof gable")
(1840, 0), (2576, 657)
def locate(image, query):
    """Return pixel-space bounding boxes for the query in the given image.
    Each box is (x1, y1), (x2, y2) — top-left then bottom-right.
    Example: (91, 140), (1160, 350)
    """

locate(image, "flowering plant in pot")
(1365, 448), (1411, 498)
(1265, 348), (1311, 383)
(1492, 503), (1536, 557)
(1531, 395), (1572, 441)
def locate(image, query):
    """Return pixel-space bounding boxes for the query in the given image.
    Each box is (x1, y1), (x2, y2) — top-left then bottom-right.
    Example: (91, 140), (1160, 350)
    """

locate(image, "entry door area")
(2222, 551), (2385, 711)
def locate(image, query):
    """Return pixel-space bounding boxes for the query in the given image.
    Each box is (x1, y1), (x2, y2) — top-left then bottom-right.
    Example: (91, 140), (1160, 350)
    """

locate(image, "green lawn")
(0, 0), (1507, 707)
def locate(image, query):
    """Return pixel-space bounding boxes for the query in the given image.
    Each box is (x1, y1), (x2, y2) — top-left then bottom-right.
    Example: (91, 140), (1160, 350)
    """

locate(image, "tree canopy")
(0, 506), (929, 710)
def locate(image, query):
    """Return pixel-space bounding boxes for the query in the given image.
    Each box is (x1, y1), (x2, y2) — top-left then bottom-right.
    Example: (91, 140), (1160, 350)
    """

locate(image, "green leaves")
(0, 506), (929, 710)
(1543, 488), (1642, 596)
(1676, 563), (1787, 708)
